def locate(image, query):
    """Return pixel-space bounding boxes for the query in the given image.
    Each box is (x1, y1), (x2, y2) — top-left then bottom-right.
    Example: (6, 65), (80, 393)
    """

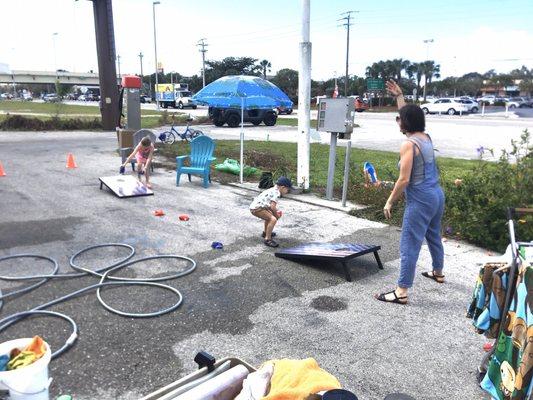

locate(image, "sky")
(1, 0), (532, 81)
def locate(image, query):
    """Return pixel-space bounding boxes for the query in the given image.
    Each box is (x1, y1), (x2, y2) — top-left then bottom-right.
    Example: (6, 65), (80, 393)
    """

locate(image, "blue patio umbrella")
(192, 75), (293, 109)
(193, 75), (293, 183)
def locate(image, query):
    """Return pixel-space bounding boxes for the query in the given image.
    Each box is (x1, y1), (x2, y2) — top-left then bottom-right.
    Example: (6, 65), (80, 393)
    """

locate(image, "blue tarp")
(192, 75), (293, 109)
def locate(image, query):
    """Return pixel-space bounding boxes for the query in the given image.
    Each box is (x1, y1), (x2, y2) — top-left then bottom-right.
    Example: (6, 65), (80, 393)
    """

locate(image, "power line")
(197, 38), (208, 88)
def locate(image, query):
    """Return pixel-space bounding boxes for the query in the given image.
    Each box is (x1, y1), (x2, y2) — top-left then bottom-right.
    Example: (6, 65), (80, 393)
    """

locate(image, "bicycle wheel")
(188, 129), (204, 141)
(165, 132), (176, 145)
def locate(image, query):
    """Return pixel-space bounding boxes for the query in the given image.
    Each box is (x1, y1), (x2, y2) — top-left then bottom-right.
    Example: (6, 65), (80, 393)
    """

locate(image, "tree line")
(141, 57), (533, 103)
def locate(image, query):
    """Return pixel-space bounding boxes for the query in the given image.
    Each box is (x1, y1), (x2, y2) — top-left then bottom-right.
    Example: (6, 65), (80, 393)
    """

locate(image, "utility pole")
(117, 54), (121, 78)
(197, 38), (208, 88)
(153, 1), (160, 110)
(297, 0), (311, 190)
(90, 0), (119, 130)
(339, 11), (358, 97)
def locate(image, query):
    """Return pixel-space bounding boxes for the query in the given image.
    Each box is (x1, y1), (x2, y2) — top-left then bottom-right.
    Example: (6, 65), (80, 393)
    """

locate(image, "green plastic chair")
(176, 135), (216, 188)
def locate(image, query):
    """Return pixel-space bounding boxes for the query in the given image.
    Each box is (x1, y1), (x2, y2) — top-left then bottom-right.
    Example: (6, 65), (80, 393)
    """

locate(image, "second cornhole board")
(99, 175), (153, 198)
(275, 242), (383, 282)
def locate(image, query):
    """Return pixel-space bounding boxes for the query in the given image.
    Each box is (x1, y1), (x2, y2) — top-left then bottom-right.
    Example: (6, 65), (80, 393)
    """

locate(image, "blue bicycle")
(159, 115), (203, 145)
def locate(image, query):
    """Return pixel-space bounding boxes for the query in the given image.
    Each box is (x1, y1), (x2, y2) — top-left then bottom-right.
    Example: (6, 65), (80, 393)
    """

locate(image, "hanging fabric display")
(467, 255), (533, 399)
(467, 263), (509, 338)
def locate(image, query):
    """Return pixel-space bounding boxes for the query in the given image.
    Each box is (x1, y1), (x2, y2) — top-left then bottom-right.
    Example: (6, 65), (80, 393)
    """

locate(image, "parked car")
(506, 97), (529, 108)
(64, 93), (79, 101)
(477, 95), (496, 105)
(355, 97), (368, 112)
(421, 98), (469, 115)
(456, 98), (479, 113)
(276, 106), (293, 115)
(209, 107), (277, 127)
(0, 93), (13, 100)
(140, 94), (152, 104)
(22, 93), (33, 101)
(43, 93), (60, 102)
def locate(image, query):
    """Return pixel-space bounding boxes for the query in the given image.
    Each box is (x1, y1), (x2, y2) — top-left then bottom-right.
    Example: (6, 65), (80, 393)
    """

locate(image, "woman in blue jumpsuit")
(375, 80), (445, 305)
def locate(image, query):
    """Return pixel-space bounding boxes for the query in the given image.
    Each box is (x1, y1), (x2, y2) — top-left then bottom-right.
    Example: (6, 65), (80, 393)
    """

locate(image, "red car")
(355, 97), (368, 112)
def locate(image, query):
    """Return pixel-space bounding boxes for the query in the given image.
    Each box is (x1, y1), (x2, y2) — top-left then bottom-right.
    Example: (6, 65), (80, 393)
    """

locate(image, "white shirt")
(250, 187), (280, 210)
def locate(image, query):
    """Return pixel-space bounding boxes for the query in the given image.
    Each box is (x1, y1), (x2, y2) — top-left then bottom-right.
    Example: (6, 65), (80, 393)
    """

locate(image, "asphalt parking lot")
(0, 130), (491, 399)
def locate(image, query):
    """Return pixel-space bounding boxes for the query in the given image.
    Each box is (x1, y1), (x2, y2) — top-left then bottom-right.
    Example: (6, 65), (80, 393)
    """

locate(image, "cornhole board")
(99, 175), (153, 198)
(275, 243), (383, 282)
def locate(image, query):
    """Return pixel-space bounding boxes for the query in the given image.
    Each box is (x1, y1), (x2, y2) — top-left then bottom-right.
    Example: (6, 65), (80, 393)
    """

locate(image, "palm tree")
(421, 61), (441, 101)
(259, 60), (272, 80)
(407, 63), (424, 100)
(390, 59), (405, 82)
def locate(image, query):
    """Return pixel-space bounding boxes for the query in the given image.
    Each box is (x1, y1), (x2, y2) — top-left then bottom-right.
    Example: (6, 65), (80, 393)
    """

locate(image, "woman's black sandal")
(262, 232), (276, 238)
(421, 271), (445, 283)
(264, 239), (279, 248)
(375, 290), (408, 305)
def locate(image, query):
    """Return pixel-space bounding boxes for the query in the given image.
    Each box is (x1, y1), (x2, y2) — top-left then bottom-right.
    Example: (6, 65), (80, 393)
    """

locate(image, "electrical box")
(316, 97), (356, 139)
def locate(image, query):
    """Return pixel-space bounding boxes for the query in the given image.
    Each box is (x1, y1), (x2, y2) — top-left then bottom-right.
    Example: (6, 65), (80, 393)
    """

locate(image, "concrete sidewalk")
(0, 130), (491, 399)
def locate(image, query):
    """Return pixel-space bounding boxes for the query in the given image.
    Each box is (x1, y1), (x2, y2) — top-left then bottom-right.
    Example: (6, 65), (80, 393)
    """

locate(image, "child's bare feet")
(146, 182), (152, 189)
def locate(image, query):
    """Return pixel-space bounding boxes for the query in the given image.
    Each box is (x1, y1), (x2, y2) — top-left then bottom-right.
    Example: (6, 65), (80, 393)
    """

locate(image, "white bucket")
(0, 338), (52, 400)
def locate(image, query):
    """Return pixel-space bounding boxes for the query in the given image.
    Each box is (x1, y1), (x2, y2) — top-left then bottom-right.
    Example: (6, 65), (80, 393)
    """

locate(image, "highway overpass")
(0, 70), (120, 86)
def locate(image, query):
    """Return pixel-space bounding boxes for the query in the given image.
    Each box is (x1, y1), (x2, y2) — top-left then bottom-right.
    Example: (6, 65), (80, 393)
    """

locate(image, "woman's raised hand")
(386, 80), (403, 97)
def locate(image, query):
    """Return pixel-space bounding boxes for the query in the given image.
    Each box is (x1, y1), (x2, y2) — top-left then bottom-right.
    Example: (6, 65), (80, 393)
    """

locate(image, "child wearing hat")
(249, 176), (292, 247)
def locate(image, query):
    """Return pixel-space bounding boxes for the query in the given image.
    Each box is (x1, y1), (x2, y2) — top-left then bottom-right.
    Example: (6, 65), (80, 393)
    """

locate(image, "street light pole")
(423, 38), (434, 61)
(422, 39), (434, 101)
(153, 1), (160, 110)
(52, 32), (59, 74)
(138, 51), (144, 93)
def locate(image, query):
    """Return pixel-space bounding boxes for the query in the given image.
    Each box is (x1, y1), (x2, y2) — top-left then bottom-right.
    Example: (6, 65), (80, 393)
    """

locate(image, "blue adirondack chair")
(176, 135), (216, 188)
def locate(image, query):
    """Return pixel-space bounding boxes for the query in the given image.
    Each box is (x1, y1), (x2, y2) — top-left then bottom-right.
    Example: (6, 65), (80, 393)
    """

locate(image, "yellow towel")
(262, 358), (341, 400)
(7, 336), (47, 371)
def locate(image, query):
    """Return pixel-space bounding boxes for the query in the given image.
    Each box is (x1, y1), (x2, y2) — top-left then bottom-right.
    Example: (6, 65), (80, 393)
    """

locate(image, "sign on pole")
(366, 78), (384, 91)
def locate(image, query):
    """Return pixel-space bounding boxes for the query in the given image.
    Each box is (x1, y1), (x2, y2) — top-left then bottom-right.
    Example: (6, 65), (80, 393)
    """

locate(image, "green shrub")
(0, 115), (102, 131)
(349, 131), (532, 251)
(444, 130), (532, 251)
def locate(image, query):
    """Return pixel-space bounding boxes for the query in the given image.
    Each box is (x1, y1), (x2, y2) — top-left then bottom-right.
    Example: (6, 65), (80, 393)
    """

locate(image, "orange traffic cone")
(0, 162), (5, 177)
(66, 153), (77, 169)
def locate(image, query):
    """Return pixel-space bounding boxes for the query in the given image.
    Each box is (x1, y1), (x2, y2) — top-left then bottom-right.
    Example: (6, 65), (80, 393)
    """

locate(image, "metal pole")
(91, 0), (120, 130)
(197, 39), (208, 88)
(153, 1), (160, 110)
(52, 33), (58, 74)
(117, 54), (121, 78)
(326, 132), (337, 200)
(139, 52), (144, 92)
(297, 0), (311, 190)
(341, 140), (352, 207)
(240, 96), (244, 184)
(344, 15), (350, 97)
